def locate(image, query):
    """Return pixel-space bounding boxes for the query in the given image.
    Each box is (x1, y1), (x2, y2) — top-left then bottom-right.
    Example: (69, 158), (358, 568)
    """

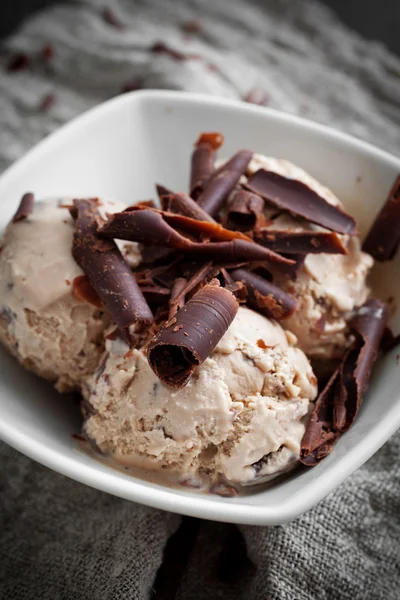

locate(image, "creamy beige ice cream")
(0, 197), (141, 392)
(84, 307), (317, 486)
(245, 154), (373, 366)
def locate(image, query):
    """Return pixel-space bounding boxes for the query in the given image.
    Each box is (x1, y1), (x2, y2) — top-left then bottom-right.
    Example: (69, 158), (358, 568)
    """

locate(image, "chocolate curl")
(301, 298), (388, 466)
(162, 211), (251, 242)
(254, 230), (348, 255)
(190, 143), (215, 198)
(230, 268), (297, 320)
(156, 184), (174, 202)
(163, 192), (216, 223)
(278, 253), (306, 278)
(140, 285), (171, 305)
(245, 170), (357, 235)
(225, 189), (265, 231)
(168, 277), (188, 320)
(148, 280), (239, 388)
(196, 150), (253, 216)
(72, 199), (153, 330)
(194, 132), (224, 150)
(362, 174), (400, 261)
(99, 209), (294, 269)
(12, 192), (35, 222)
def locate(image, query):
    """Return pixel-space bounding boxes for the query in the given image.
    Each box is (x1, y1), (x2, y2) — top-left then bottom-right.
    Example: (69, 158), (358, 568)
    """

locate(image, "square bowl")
(0, 90), (399, 526)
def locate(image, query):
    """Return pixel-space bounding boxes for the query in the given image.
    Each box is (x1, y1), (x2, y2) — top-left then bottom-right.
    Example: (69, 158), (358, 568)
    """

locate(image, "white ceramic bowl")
(0, 91), (399, 526)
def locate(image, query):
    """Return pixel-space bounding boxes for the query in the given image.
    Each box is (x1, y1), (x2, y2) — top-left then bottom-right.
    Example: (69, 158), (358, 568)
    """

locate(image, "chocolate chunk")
(362, 174), (400, 261)
(147, 280), (239, 387)
(190, 144), (215, 198)
(301, 298), (388, 466)
(245, 170), (357, 235)
(254, 230), (347, 255)
(230, 268), (297, 320)
(12, 193), (35, 222)
(196, 150), (253, 216)
(99, 208), (294, 269)
(225, 189), (265, 230)
(72, 199), (153, 330)
(162, 193), (216, 223)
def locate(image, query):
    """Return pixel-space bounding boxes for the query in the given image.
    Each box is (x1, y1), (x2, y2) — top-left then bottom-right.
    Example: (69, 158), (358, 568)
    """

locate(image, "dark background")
(0, 0), (399, 55)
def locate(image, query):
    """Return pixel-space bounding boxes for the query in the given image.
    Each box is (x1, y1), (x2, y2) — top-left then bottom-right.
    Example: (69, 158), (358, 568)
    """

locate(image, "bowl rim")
(0, 89), (399, 526)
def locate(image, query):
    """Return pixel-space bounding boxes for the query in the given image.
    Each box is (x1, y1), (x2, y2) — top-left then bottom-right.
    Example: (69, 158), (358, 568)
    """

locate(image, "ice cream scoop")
(83, 307), (317, 487)
(0, 196), (141, 392)
(244, 154), (373, 370)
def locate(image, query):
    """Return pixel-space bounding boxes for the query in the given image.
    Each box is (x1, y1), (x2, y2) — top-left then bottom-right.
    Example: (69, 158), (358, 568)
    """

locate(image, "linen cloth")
(0, 1), (400, 598)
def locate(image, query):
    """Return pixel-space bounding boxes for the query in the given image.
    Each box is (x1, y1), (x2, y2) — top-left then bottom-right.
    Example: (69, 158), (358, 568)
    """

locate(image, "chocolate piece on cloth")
(72, 199), (153, 330)
(12, 192), (35, 222)
(245, 169), (357, 235)
(147, 279), (239, 388)
(362, 174), (400, 261)
(301, 298), (388, 466)
(196, 150), (253, 216)
(253, 229), (348, 255)
(99, 208), (294, 269)
(230, 268), (298, 320)
(225, 188), (265, 231)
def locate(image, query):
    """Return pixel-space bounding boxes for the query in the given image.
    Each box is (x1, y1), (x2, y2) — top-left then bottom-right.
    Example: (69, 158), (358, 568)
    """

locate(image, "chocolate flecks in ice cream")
(84, 307), (317, 486)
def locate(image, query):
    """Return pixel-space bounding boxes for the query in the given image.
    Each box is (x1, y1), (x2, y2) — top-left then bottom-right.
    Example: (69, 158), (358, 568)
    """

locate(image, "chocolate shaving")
(245, 170), (357, 235)
(72, 275), (103, 308)
(225, 189), (265, 230)
(190, 143), (215, 198)
(156, 184), (174, 202)
(362, 174), (400, 261)
(147, 280), (239, 388)
(162, 193), (216, 223)
(99, 209), (294, 269)
(196, 150), (253, 216)
(12, 193), (35, 222)
(139, 285), (171, 305)
(168, 277), (188, 320)
(278, 253), (306, 278)
(301, 298), (388, 466)
(194, 132), (224, 150)
(72, 199), (153, 330)
(254, 230), (347, 255)
(230, 268), (297, 320)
